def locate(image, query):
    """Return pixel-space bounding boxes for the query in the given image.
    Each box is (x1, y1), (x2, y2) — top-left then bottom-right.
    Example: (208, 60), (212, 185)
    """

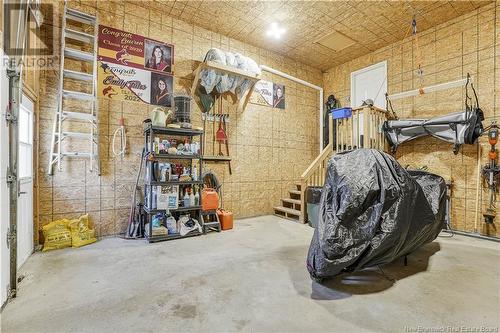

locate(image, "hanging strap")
(413, 17), (424, 95)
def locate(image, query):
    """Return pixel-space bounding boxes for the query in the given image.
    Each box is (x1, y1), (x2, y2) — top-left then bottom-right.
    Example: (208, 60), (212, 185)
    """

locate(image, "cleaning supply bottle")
(190, 187), (195, 206)
(192, 165), (198, 181)
(194, 186), (200, 206)
(183, 188), (190, 207)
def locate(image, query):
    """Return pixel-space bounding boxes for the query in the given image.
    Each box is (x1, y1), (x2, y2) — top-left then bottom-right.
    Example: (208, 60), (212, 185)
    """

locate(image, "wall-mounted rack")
(191, 60), (261, 112)
(202, 156), (232, 162)
(202, 113), (230, 123)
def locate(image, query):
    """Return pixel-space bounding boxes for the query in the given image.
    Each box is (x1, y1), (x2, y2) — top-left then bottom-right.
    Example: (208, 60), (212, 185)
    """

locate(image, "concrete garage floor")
(1, 215), (499, 333)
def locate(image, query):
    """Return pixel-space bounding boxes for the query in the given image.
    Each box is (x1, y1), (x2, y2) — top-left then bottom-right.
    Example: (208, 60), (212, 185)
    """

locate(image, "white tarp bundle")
(200, 48), (260, 99)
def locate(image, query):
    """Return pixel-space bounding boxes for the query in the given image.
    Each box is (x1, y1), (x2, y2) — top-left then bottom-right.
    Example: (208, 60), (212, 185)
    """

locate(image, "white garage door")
(1, 50), (11, 308)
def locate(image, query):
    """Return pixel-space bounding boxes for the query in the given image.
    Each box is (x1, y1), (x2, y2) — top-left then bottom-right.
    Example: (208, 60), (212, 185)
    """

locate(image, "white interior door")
(350, 61), (387, 147)
(17, 94), (34, 269)
(351, 61), (387, 109)
(1, 49), (11, 307)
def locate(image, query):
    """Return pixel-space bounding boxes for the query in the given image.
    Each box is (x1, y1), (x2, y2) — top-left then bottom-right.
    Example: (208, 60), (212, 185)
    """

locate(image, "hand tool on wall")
(112, 116), (127, 158)
(126, 148), (146, 239)
(199, 88), (214, 156)
(216, 96), (228, 157)
(222, 115), (232, 174)
(212, 95), (217, 155)
(482, 122), (500, 225)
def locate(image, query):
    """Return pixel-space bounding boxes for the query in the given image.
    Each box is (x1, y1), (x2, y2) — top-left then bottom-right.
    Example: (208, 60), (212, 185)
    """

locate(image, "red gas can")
(217, 209), (233, 230)
(202, 188), (219, 211)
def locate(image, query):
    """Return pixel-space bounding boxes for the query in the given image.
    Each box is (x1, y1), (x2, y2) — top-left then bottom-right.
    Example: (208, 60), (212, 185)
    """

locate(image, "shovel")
(199, 87), (214, 156)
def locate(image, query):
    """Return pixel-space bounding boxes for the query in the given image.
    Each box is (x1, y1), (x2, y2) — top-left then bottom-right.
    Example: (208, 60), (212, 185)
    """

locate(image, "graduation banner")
(97, 25), (174, 106)
(250, 80), (285, 109)
(249, 80), (273, 107)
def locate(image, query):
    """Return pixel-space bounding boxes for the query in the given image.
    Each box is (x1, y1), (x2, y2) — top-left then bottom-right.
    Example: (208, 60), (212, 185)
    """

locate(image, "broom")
(125, 148), (146, 239)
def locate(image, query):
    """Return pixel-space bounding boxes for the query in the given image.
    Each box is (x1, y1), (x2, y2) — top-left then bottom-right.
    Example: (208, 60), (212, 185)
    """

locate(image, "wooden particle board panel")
(323, 2), (500, 237)
(36, 0), (322, 239)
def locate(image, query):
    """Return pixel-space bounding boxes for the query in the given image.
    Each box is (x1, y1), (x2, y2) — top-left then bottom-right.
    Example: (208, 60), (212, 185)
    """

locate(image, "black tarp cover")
(307, 149), (446, 281)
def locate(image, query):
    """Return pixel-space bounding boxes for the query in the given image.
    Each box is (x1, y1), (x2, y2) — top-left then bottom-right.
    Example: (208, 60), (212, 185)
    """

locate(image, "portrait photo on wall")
(144, 39), (173, 73)
(150, 73), (173, 107)
(273, 83), (285, 109)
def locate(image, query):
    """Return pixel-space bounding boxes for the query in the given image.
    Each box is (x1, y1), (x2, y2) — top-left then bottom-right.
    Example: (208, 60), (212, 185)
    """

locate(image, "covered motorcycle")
(306, 149), (446, 281)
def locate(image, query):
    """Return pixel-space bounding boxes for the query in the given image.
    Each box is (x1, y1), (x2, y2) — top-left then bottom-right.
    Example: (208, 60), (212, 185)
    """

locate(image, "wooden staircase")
(274, 106), (390, 225)
(274, 183), (303, 222)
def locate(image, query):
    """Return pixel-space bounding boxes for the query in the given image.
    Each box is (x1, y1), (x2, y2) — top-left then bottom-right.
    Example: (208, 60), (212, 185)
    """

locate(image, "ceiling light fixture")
(266, 22), (286, 39)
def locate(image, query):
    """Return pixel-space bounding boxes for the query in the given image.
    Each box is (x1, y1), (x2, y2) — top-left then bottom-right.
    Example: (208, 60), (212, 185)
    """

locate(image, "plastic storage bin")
(331, 107), (352, 120)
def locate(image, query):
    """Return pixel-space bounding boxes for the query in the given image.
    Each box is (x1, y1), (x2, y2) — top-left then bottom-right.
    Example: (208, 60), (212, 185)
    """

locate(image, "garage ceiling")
(155, 0), (491, 70)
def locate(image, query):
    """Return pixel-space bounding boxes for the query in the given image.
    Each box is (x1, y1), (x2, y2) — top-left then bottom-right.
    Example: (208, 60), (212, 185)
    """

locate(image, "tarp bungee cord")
(412, 16), (425, 95)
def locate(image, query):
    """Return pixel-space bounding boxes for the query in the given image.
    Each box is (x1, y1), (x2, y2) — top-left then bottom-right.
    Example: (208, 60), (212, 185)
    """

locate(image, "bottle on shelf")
(192, 165), (198, 181)
(152, 186), (157, 209)
(183, 188), (190, 207)
(194, 186), (200, 206)
(154, 137), (160, 154)
(190, 187), (195, 206)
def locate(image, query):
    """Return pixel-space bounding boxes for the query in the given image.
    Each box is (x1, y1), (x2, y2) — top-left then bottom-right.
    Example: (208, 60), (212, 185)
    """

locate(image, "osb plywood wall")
(324, 2), (499, 237)
(36, 0), (321, 239)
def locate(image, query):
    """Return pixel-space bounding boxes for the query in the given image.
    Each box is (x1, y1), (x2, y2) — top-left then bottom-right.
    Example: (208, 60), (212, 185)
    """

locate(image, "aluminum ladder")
(48, 4), (100, 175)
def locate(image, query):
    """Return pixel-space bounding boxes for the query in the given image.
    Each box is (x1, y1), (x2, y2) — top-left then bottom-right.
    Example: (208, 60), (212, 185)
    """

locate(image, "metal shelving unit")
(142, 124), (204, 243)
(144, 206), (203, 214)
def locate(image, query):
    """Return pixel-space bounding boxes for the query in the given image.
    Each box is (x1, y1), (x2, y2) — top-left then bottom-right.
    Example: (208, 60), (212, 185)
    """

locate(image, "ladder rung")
(65, 28), (94, 43)
(63, 69), (93, 82)
(203, 222), (220, 226)
(61, 111), (95, 121)
(58, 131), (93, 139)
(64, 48), (94, 62)
(66, 8), (96, 24)
(63, 90), (94, 101)
(59, 152), (97, 158)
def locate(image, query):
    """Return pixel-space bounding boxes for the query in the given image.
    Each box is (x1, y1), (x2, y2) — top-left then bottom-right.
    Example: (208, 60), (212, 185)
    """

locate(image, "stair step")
(282, 198), (301, 205)
(65, 48), (94, 62)
(289, 190), (301, 196)
(274, 206), (301, 217)
(63, 69), (93, 81)
(65, 28), (94, 43)
(274, 214), (304, 223)
(63, 89), (94, 101)
(66, 8), (96, 24)
(61, 111), (95, 122)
